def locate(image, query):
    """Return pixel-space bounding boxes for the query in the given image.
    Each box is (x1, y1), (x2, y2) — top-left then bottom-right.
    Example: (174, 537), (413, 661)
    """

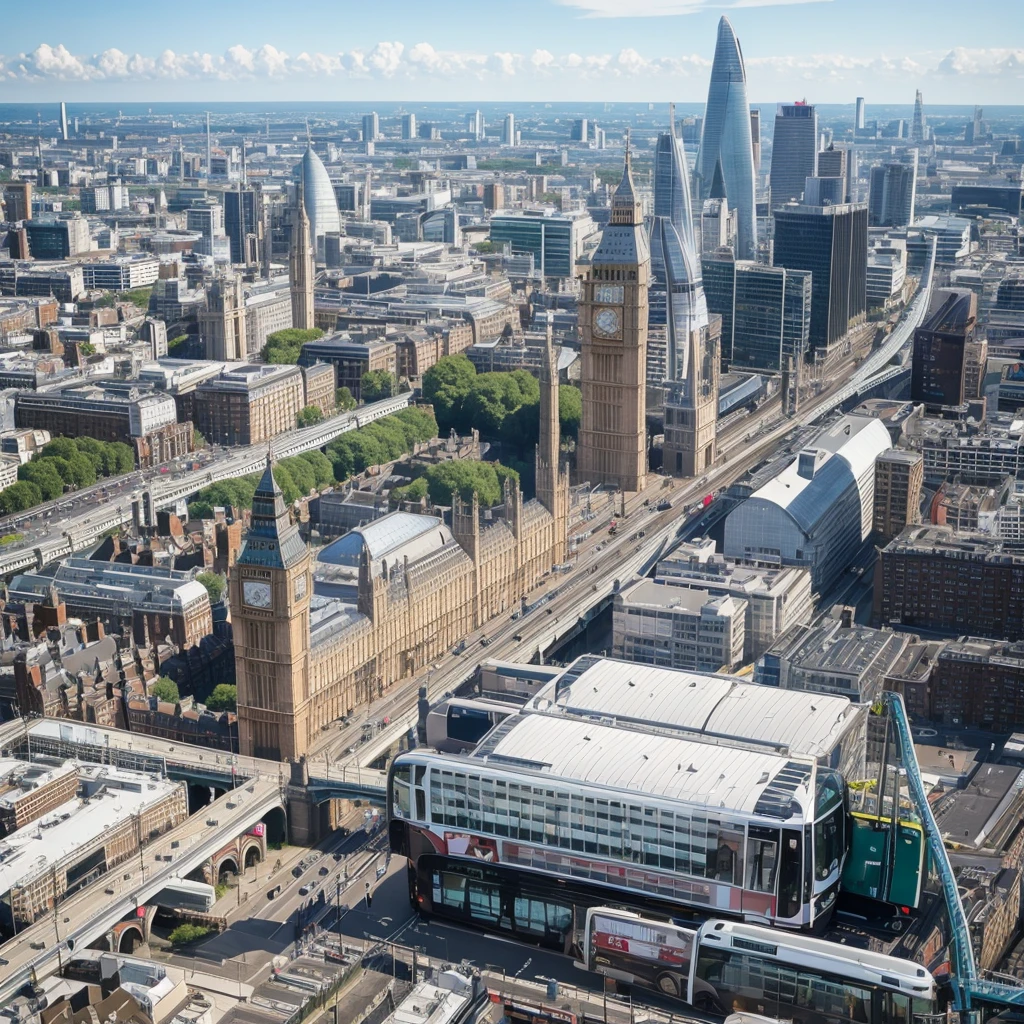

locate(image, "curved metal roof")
(317, 511), (454, 578)
(295, 145), (341, 245)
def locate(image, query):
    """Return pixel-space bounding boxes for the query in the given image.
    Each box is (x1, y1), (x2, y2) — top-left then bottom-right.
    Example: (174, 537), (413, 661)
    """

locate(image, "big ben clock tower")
(232, 456), (312, 762)
(577, 140), (650, 492)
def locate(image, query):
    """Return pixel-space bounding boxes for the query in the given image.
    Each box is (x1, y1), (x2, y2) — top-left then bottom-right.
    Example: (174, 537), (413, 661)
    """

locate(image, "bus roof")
(470, 714), (817, 819)
(528, 656), (861, 761)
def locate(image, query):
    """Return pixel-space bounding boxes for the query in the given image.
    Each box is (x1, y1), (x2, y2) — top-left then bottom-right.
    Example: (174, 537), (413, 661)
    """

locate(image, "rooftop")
(617, 578), (744, 617)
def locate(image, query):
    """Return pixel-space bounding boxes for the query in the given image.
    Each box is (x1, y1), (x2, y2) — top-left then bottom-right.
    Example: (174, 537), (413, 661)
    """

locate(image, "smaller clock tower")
(232, 456), (312, 762)
(578, 141), (650, 492)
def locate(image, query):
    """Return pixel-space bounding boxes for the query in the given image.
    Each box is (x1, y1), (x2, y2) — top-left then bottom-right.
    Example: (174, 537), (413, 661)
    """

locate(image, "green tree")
(206, 683), (237, 712)
(64, 453), (97, 489)
(118, 286), (153, 308)
(299, 450), (335, 490)
(0, 480), (43, 515)
(559, 385), (582, 439)
(360, 369), (396, 403)
(18, 460), (64, 500)
(390, 477), (429, 507)
(168, 924), (212, 946)
(41, 438), (80, 461)
(151, 677), (180, 703)
(262, 327), (323, 365)
(336, 386), (356, 411)
(192, 428), (207, 449)
(422, 355), (477, 432)
(168, 334), (189, 355)
(195, 571), (225, 604)
(424, 461), (517, 508)
(470, 240), (498, 254)
(296, 404), (324, 427)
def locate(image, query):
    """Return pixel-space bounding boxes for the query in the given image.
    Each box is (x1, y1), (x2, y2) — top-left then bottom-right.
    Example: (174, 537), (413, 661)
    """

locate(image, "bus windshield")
(814, 771), (846, 882)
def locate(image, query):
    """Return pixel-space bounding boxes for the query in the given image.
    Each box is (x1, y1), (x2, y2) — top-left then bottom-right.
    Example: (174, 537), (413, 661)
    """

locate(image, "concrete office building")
(362, 112), (380, 142)
(24, 216), (90, 259)
(194, 363), (305, 446)
(9, 558), (213, 651)
(578, 150), (649, 492)
(613, 578), (747, 673)
(773, 202), (868, 357)
(694, 17), (758, 258)
(199, 274), (247, 362)
(298, 332), (397, 400)
(757, 616), (910, 703)
(488, 210), (593, 280)
(875, 525), (1024, 640)
(501, 113), (515, 146)
(770, 104), (818, 205)
(911, 289), (977, 408)
(724, 413), (891, 591)
(655, 540), (813, 661)
(873, 449), (924, 542)
(401, 113), (417, 140)
(81, 255), (161, 292)
(2, 181), (32, 222)
(868, 153), (918, 228)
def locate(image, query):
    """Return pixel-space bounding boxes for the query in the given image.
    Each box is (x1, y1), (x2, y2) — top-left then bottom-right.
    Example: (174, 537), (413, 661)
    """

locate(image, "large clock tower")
(577, 142), (650, 492)
(232, 456), (312, 762)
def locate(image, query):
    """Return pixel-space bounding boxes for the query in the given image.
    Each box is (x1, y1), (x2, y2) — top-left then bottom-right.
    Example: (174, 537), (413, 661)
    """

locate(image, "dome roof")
(295, 145), (341, 246)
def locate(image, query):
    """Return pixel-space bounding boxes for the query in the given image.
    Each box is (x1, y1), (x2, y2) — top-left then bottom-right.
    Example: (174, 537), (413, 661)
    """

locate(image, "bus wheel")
(657, 973), (681, 998)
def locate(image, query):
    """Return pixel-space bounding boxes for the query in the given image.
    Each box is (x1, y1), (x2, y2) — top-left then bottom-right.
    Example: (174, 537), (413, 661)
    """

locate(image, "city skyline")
(0, 0), (1020, 104)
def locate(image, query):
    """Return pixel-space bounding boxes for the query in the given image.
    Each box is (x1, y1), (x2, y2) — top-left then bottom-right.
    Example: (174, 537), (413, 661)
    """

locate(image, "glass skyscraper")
(654, 106), (696, 255)
(695, 16), (758, 260)
(770, 104), (819, 206)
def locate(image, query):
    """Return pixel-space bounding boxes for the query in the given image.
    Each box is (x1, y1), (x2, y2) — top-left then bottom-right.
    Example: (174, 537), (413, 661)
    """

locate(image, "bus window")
(391, 765), (411, 819)
(777, 829), (802, 919)
(882, 992), (911, 1024)
(710, 828), (744, 884)
(814, 806), (844, 882)
(746, 830), (778, 893)
(440, 871), (467, 913)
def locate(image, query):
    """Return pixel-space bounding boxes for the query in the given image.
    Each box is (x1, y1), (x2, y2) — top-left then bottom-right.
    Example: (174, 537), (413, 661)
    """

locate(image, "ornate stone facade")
(234, 335), (569, 763)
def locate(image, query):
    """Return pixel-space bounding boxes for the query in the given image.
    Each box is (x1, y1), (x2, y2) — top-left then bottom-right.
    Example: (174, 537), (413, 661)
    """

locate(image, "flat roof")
(528, 656), (859, 761)
(473, 714), (815, 818)
(617, 578), (744, 616)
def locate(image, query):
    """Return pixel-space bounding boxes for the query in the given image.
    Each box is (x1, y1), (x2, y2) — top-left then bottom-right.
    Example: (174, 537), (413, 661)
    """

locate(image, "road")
(0, 392), (412, 576)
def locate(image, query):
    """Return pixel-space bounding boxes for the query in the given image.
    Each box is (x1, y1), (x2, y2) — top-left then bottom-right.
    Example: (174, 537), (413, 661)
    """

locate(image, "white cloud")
(3, 40), (1021, 95)
(556, 0), (831, 18)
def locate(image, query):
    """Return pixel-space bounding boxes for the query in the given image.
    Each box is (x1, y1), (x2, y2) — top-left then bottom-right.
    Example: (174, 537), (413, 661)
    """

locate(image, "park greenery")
(168, 924), (212, 946)
(0, 437), (135, 516)
(262, 327), (323, 365)
(205, 683), (237, 712)
(360, 369), (396, 403)
(297, 404), (324, 427)
(151, 677), (180, 703)
(195, 571), (226, 604)
(119, 286), (153, 309)
(186, 408), (437, 519)
(336, 387), (357, 411)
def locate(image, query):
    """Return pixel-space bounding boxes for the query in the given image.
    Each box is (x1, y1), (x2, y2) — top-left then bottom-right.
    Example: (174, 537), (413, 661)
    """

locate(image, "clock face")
(294, 574), (307, 600)
(243, 581), (272, 609)
(594, 307), (621, 338)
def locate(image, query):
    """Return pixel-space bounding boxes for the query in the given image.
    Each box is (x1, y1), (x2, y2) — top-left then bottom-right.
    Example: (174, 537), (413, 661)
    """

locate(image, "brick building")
(873, 449), (923, 542)
(301, 362), (336, 417)
(194, 363), (304, 446)
(0, 761), (79, 838)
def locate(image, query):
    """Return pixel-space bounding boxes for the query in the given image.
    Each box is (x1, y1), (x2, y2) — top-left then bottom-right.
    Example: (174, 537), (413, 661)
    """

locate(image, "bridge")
(0, 771), (283, 1006)
(0, 392), (413, 577)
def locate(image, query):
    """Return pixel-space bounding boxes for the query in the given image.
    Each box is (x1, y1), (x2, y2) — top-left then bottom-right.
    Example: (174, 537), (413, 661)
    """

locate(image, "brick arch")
(111, 920), (145, 954)
(214, 855), (239, 880)
(241, 838), (263, 869)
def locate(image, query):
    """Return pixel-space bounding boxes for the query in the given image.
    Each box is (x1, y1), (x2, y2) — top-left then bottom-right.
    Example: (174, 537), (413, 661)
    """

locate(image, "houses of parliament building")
(232, 332), (569, 763)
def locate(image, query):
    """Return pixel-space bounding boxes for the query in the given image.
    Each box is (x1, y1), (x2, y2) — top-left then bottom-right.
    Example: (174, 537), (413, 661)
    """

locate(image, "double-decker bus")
(578, 909), (939, 1024)
(388, 710), (848, 933)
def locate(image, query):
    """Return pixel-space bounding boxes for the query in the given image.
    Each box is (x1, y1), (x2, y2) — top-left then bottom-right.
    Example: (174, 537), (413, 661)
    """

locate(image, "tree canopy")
(422, 355), (477, 431)
(336, 387), (357, 411)
(195, 571), (225, 604)
(206, 683), (237, 712)
(424, 460), (519, 508)
(151, 677), (180, 703)
(262, 327), (323, 365)
(297, 404), (324, 427)
(361, 369), (396, 403)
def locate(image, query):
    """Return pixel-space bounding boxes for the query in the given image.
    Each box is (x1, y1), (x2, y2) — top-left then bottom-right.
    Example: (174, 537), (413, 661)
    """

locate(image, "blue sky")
(0, 0), (1020, 105)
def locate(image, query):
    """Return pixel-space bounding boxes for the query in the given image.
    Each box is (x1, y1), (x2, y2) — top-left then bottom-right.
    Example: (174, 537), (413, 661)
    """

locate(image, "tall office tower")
(770, 103), (818, 205)
(868, 151), (918, 228)
(695, 17), (758, 259)
(571, 119), (589, 143)
(290, 182), (315, 331)
(910, 288), (977, 408)
(296, 145), (342, 261)
(502, 113), (516, 147)
(468, 110), (485, 141)
(911, 90), (926, 142)
(773, 202), (868, 357)
(232, 456), (313, 762)
(965, 106), (985, 145)
(205, 111), (212, 178)
(59, 102), (68, 142)
(702, 248), (736, 358)
(856, 97), (866, 131)
(400, 113), (416, 140)
(577, 147), (649, 492)
(535, 318), (569, 565)
(654, 105), (696, 253)
(483, 182), (504, 211)
(749, 109), (761, 173)
(873, 450), (923, 542)
(199, 275), (246, 362)
(817, 144), (846, 184)
(2, 181), (32, 222)
(224, 186), (264, 266)
(362, 112), (380, 142)
(803, 176), (845, 207)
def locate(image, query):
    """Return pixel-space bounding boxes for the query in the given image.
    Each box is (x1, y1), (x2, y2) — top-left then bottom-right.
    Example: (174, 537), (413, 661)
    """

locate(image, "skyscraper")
(653, 104), (696, 254)
(224, 186), (263, 266)
(868, 151), (918, 228)
(502, 113), (516, 147)
(571, 119), (589, 143)
(468, 110), (485, 141)
(578, 146), (649, 492)
(59, 102), (68, 143)
(910, 288), (977, 408)
(773, 202), (868, 357)
(770, 103), (818, 206)
(296, 146), (342, 262)
(695, 16), (758, 259)
(911, 90), (926, 142)
(749, 109), (761, 173)
(400, 113), (416, 140)
(290, 181), (314, 331)
(855, 97), (866, 131)
(362, 112), (380, 142)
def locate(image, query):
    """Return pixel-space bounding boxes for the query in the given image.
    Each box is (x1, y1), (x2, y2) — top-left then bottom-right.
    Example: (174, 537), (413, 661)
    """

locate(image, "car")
(319, 865), (330, 875)
(656, 500), (673, 511)
(546, 608), (553, 615)
(299, 885), (310, 896)
(480, 637), (491, 646)
(513, 632), (523, 642)
(267, 885), (282, 900)
(293, 866), (304, 878)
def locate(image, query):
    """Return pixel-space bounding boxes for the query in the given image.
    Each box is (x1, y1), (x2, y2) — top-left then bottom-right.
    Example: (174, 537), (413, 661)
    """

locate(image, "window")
(746, 836), (778, 893)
